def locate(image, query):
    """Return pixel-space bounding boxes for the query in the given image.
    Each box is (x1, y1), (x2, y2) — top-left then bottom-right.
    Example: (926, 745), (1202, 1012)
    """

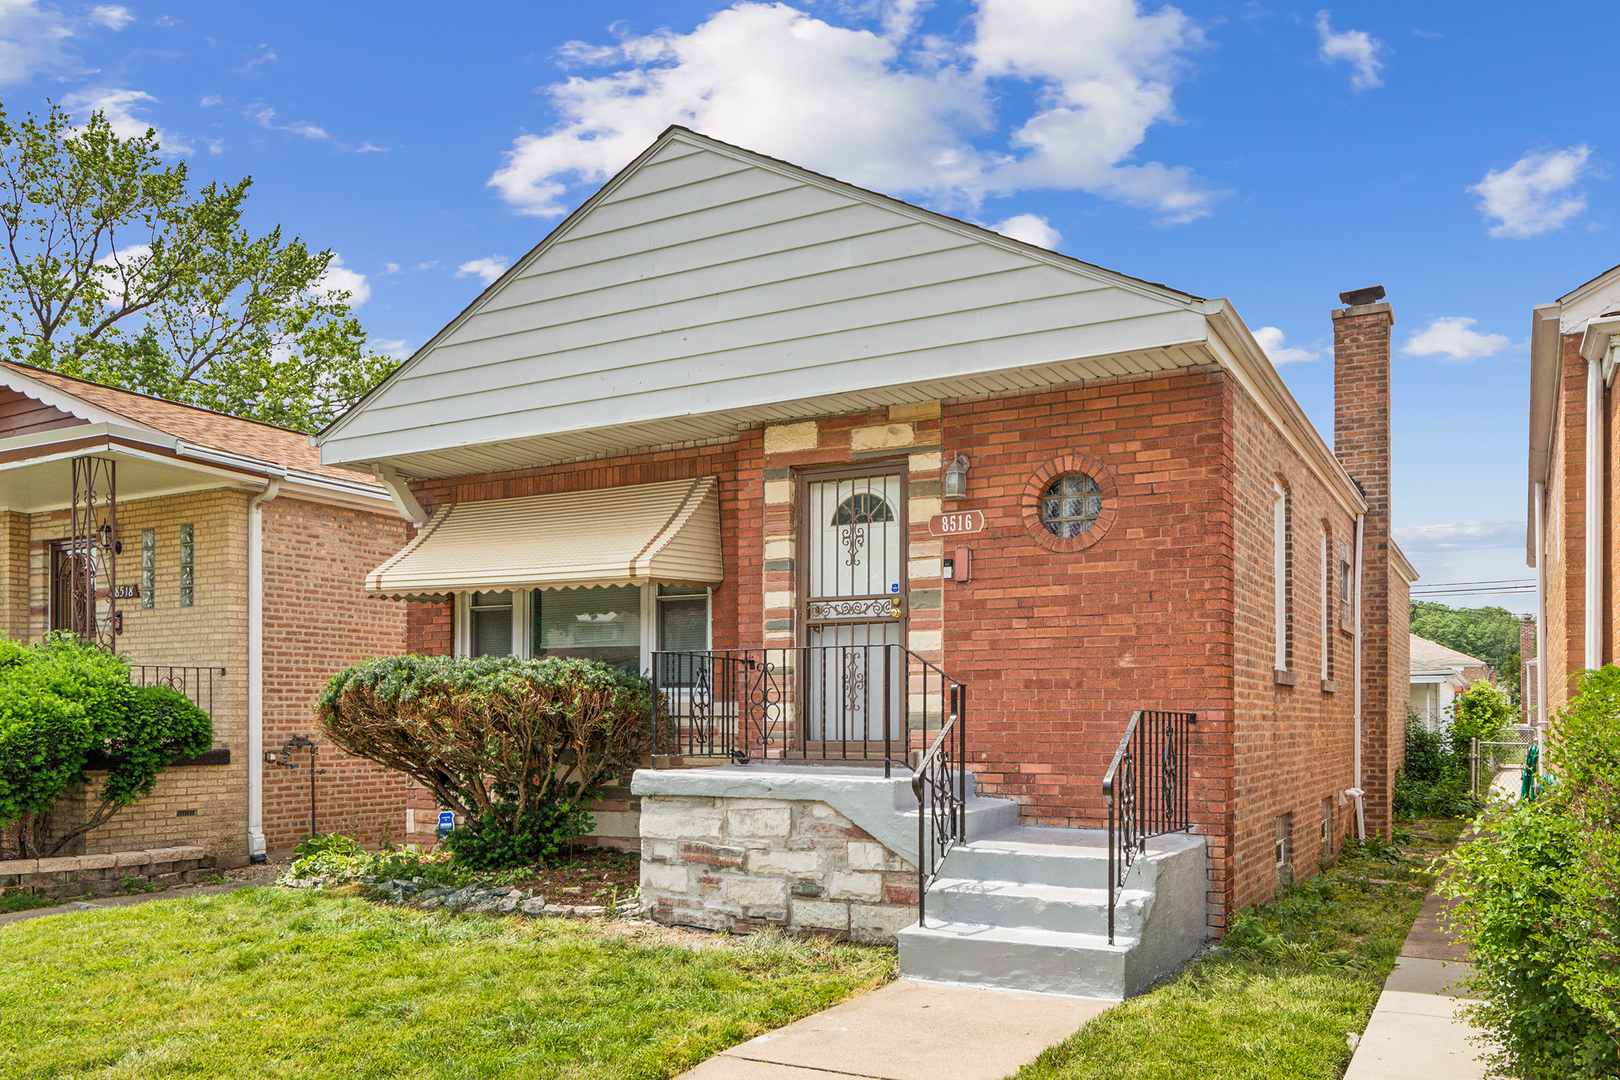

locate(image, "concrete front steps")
(899, 826), (1209, 999)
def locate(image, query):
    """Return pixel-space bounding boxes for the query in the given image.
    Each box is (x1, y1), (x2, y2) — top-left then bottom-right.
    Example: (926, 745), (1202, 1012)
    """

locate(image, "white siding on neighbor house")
(321, 132), (1211, 474)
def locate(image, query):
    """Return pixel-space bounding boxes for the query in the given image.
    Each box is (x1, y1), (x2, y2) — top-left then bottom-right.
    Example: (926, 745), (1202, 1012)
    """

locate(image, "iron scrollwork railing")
(910, 680), (966, 928)
(1102, 709), (1197, 945)
(130, 664), (225, 717)
(650, 644), (958, 778)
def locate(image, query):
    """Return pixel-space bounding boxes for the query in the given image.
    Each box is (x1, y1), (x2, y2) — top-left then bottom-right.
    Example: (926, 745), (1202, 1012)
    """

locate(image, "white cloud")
(1315, 10), (1383, 91)
(90, 5), (134, 30)
(382, 262), (400, 274)
(372, 338), (411, 361)
(491, 0), (1215, 224)
(1402, 316), (1508, 362)
(1469, 146), (1591, 238)
(356, 141), (388, 153)
(250, 106), (328, 140)
(93, 241), (151, 306)
(1391, 520), (1522, 552)
(199, 94), (222, 107)
(992, 213), (1060, 249)
(0, 0), (74, 85)
(310, 254), (369, 307)
(456, 256), (510, 286)
(1252, 326), (1318, 364)
(62, 88), (190, 153)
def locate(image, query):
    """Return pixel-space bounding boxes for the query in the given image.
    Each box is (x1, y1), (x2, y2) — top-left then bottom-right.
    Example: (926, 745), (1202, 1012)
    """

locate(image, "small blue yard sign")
(437, 810), (455, 838)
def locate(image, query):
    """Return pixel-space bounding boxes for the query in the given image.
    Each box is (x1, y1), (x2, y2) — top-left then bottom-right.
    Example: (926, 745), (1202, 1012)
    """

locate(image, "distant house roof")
(0, 361), (364, 485)
(1409, 634), (1489, 675)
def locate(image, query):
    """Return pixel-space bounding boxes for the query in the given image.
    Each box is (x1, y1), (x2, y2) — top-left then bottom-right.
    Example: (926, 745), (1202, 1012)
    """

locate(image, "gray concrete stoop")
(637, 765), (1210, 999)
(899, 826), (1208, 999)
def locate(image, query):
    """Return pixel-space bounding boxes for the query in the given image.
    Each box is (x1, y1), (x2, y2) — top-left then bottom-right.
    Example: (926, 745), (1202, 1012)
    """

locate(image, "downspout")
(1351, 511), (1366, 840)
(1534, 480), (1547, 736)
(246, 475), (282, 863)
(1587, 357), (1603, 670)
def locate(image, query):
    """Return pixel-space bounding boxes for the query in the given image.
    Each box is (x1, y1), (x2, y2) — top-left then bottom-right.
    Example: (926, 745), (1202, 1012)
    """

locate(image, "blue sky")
(3, 0), (1604, 614)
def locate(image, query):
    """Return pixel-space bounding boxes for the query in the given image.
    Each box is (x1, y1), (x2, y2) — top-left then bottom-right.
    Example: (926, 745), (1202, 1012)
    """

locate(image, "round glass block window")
(1041, 473), (1103, 538)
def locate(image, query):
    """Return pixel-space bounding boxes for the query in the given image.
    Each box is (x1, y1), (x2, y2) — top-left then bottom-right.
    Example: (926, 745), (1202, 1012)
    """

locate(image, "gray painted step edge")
(927, 877), (1153, 937)
(899, 921), (1133, 1000)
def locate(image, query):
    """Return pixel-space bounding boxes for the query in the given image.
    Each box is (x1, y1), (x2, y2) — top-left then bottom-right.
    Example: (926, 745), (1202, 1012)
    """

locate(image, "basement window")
(1275, 813), (1294, 886)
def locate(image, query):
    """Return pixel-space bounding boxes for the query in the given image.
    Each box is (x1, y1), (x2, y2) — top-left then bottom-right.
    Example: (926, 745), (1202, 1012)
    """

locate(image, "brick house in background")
(316, 128), (1413, 994)
(0, 362), (412, 862)
(1526, 264), (1620, 727)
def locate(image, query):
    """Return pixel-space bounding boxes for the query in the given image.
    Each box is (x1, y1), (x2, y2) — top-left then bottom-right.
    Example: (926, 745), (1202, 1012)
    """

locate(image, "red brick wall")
(260, 497), (412, 855)
(1229, 376), (1361, 913)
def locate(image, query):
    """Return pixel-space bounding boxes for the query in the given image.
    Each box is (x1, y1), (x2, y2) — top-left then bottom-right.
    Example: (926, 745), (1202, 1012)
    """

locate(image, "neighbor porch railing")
(130, 664), (225, 717)
(650, 644), (959, 777)
(1102, 709), (1197, 944)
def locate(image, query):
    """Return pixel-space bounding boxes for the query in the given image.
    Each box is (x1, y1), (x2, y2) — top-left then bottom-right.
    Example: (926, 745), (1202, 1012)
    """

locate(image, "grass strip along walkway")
(0, 887), (893, 1080)
(1018, 819), (1466, 1080)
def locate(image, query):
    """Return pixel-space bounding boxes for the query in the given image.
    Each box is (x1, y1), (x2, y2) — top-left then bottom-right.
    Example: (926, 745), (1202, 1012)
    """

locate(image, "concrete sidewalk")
(1343, 891), (1492, 1080)
(677, 979), (1111, 1080)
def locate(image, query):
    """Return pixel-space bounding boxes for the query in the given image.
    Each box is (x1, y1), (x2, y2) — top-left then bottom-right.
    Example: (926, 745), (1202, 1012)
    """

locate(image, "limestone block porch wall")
(639, 793), (917, 942)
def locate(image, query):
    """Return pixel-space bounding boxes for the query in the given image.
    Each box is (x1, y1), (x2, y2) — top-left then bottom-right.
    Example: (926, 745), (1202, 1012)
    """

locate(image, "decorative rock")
(574, 905), (605, 917)
(419, 897), (443, 911)
(496, 895), (521, 914)
(467, 897), (501, 914)
(520, 897), (548, 916)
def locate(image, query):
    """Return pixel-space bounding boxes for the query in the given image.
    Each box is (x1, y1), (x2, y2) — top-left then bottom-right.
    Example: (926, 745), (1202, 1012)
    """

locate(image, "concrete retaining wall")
(0, 845), (215, 900)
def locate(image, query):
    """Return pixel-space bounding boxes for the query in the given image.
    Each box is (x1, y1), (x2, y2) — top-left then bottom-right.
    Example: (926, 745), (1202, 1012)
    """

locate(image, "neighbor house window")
(1040, 473), (1102, 538)
(140, 528), (155, 609)
(179, 524), (194, 606)
(1273, 483), (1290, 673)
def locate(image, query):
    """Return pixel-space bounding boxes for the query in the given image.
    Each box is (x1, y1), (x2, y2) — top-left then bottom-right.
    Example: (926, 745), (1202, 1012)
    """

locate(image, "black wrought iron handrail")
(130, 664), (226, 717)
(649, 643), (959, 778)
(1103, 709), (1197, 944)
(910, 681), (966, 928)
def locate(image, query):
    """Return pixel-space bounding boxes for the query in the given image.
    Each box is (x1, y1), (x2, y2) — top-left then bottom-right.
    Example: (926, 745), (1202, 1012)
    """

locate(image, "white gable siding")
(322, 135), (1208, 471)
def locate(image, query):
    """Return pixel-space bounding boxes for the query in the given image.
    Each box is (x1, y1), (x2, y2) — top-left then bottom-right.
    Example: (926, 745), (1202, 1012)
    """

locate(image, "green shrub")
(284, 834), (472, 887)
(1393, 712), (1481, 820)
(1448, 680), (1512, 753)
(0, 637), (209, 857)
(442, 800), (595, 870)
(294, 833), (366, 859)
(1445, 665), (1620, 1078)
(316, 654), (654, 868)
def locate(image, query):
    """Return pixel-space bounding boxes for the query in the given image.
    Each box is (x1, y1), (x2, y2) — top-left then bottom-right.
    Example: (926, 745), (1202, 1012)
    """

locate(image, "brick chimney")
(1333, 286), (1400, 838)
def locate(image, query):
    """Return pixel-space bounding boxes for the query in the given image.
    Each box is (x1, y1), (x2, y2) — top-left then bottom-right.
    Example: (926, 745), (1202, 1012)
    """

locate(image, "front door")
(802, 470), (906, 741)
(50, 541), (93, 636)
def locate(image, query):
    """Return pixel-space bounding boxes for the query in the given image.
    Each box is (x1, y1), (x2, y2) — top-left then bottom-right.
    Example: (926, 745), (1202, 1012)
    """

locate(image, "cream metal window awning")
(366, 476), (722, 600)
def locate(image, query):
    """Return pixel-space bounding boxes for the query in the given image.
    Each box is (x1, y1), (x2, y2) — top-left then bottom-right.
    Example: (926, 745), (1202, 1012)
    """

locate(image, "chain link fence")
(1470, 724), (1538, 798)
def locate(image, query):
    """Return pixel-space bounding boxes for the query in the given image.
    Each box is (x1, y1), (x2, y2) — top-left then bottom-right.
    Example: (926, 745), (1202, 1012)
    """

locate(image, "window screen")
(532, 585), (640, 671)
(469, 590), (514, 657)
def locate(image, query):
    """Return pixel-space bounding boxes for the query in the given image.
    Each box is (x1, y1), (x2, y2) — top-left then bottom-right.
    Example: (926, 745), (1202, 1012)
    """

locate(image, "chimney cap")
(1338, 285), (1386, 306)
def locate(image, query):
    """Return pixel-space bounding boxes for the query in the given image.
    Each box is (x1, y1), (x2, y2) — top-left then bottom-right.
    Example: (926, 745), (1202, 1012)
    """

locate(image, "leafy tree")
(1410, 601), (1525, 700)
(0, 98), (391, 432)
(0, 636), (211, 857)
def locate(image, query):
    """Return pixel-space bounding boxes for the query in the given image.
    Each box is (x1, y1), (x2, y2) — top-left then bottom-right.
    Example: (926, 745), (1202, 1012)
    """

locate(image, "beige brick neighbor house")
(0, 362), (412, 863)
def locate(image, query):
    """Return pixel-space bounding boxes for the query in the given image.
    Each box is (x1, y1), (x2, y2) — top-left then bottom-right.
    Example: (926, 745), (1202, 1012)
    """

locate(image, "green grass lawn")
(0, 893), (58, 915)
(1018, 820), (1466, 1080)
(0, 888), (894, 1080)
